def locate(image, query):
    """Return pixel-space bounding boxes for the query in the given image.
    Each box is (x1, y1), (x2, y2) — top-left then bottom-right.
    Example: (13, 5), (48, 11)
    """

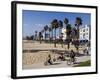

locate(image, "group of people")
(44, 45), (90, 66)
(44, 50), (76, 66)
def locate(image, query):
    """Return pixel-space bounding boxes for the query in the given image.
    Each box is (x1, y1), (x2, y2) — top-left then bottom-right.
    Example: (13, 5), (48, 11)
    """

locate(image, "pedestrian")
(86, 47), (89, 55)
(44, 54), (53, 66)
(70, 50), (76, 64)
(83, 47), (89, 56)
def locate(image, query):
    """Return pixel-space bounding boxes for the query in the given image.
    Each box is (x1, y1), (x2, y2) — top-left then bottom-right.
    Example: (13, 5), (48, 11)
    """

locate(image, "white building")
(62, 28), (67, 40)
(79, 25), (91, 41)
(61, 25), (91, 41)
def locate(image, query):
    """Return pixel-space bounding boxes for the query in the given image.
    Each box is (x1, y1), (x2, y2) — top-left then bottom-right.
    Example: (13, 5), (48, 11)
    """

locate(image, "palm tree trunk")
(76, 26), (79, 53)
(66, 28), (67, 40)
(68, 40), (70, 49)
(59, 27), (61, 37)
(45, 31), (46, 42)
(40, 37), (41, 44)
(49, 31), (51, 41)
(52, 29), (53, 42)
(54, 28), (56, 47)
(60, 27), (63, 48)
(66, 27), (69, 49)
(66, 28), (70, 49)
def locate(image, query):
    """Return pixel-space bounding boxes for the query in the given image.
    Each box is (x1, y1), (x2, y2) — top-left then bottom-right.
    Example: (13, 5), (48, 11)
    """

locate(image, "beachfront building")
(61, 28), (67, 40)
(79, 25), (91, 42)
(61, 25), (91, 42)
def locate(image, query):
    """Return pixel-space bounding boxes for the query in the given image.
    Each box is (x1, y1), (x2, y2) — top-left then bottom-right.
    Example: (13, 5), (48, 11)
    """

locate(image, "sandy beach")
(22, 40), (91, 69)
(22, 51), (60, 65)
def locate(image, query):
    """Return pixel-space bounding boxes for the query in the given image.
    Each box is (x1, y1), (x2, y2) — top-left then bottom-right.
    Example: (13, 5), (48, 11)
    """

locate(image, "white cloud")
(34, 24), (44, 27)
(34, 24), (51, 28)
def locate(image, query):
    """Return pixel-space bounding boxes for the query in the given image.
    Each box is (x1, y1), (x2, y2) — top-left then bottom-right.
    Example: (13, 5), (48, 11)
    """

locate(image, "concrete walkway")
(23, 55), (90, 69)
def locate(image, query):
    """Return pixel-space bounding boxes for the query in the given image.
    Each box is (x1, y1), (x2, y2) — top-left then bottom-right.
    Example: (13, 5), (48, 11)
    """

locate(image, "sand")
(22, 40), (90, 69)
(22, 51), (60, 65)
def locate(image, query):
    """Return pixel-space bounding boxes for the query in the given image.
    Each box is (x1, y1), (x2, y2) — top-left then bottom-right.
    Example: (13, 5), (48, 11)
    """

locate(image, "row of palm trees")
(35, 17), (82, 50)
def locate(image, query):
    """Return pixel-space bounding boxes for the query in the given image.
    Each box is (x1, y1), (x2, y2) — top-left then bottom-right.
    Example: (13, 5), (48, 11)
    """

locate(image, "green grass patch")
(74, 60), (91, 67)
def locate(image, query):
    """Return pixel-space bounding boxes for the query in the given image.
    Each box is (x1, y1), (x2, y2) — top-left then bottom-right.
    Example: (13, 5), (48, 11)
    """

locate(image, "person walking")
(70, 50), (76, 64)
(44, 54), (53, 66)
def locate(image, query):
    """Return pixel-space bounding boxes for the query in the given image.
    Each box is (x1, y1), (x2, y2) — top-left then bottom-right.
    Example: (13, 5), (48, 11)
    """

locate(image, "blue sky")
(22, 10), (91, 37)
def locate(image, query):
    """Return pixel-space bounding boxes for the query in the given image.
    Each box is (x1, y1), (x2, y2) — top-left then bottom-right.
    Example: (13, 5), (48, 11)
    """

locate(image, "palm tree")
(35, 31), (38, 40)
(51, 25), (54, 41)
(67, 24), (72, 49)
(59, 20), (63, 47)
(41, 29), (44, 40)
(64, 18), (69, 39)
(44, 25), (48, 41)
(75, 17), (82, 39)
(48, 27), (52, 41)
(58, 20), (63, 38)
(39, 32), (42, 44)
(75, 17), (82, 53)
(51, 19), (59, 47)
(71, 27), (76, 41)
(64, 18), (72, 49)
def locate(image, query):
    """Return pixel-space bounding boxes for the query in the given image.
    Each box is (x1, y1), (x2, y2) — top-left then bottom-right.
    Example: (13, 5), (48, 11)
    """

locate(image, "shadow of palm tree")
(52, 63), (61, 65)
